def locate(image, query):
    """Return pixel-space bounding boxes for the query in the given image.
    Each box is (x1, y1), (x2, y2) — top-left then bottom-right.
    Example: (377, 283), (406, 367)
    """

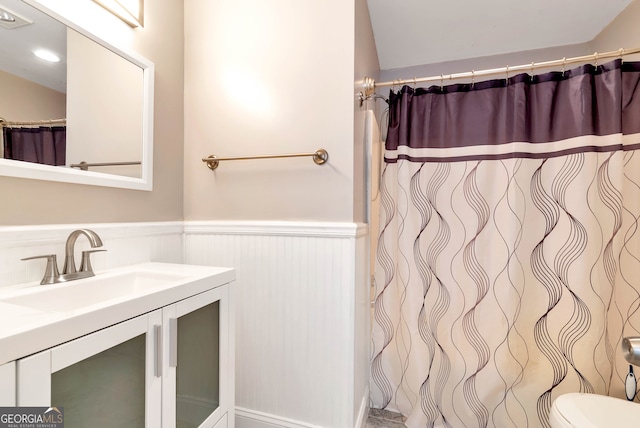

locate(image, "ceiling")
(1, 0), (634, 91)
(0, 0), (66, 92)
(367, 0), (634, 70)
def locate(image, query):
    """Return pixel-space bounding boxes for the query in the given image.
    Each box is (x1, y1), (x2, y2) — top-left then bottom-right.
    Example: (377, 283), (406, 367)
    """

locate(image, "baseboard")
(235, 407), (322, 428)
(235, 399), (370, 428)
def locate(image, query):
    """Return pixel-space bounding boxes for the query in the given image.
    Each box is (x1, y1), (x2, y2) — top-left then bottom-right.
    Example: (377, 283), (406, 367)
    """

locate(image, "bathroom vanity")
(0, 262), (235, 428)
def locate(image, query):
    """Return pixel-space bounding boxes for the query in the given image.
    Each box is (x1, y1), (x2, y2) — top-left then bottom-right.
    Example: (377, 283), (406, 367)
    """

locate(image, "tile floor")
(365, 409), (406, 427)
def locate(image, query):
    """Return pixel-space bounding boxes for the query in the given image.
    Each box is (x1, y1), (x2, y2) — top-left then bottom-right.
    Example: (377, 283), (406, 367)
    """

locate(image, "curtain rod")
(362, 47), (640, 96)
(0, 118), (66, 127)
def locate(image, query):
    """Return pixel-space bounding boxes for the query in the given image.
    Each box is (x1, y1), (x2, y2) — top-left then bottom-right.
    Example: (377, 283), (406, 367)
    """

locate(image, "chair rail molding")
(183, 220), (368, 238)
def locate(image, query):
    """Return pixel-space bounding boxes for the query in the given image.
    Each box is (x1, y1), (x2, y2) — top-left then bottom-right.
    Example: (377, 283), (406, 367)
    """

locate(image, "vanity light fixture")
(34, 49), (61, 63)
(93, 0), (143, 28)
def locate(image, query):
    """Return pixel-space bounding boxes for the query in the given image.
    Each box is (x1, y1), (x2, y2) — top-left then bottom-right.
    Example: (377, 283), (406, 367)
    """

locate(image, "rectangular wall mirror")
(0, 0), (154, 191)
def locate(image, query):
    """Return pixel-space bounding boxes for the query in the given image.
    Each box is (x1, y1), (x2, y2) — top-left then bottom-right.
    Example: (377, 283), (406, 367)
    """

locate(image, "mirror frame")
(0, 0), (154, 191)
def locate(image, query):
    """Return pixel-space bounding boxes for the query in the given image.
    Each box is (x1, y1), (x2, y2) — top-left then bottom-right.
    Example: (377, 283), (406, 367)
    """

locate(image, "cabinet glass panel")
(51, 334), (146, 428)
(176, 301), (220, 428)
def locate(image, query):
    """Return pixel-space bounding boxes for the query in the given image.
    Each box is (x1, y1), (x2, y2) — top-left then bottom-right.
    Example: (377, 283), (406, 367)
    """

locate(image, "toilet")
(550, 392), (640, 427)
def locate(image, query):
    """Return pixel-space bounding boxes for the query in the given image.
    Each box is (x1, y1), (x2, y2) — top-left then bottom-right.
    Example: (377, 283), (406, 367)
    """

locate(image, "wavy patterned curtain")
(371, 59), (640, 428)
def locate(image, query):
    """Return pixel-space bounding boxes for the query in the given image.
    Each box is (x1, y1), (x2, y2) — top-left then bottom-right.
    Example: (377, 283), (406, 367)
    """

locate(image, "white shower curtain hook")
(506, 65), (509, 83)
(595, 52), (599, 67)
(413, 77), (417, 90)
(562, 57), (566, 76)
(440, 74), (444, 91)
(471, 70), (475, 87)
(620, 48), (625, 64)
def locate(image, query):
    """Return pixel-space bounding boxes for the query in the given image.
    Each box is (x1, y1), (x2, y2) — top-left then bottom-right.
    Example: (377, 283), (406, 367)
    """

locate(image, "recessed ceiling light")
(0, 10), (15, 22)
(34, 49), (61, 63)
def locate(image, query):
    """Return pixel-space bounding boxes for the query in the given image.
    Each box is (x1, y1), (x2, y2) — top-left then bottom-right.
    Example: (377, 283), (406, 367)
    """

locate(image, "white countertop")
(0, 262), (235, 365)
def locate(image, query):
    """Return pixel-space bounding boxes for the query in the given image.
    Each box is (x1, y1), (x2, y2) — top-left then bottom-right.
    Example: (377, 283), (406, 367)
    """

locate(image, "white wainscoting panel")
(185, 221), (369, 428)
(354, 232), (370, 428)
(0, 222), (184, 288)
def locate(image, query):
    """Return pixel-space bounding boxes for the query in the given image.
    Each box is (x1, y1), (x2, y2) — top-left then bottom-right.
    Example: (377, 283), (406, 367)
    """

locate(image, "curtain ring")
(619, 48), (625, 64)
(562, 57), (566, 76)
(413, 77), (417, 90)
(530, 62), (535, 82)
(440, 74), (444, 91)
(471, 70), (475, 88)
(594, 52), (599, 67)
(505, 65), (509, 84)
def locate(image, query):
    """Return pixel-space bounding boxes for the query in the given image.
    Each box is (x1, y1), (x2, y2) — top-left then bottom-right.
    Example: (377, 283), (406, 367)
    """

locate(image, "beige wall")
(380, 42), (592, 83)
(183, 0), (357, 222)
(354, 0), (380, 224)
(0, 0), (183, 225)
(353, 0), (379, 423)
(0, 69), (66, 122)
(591, 0), (640, 59)
(66, 29), (143, 178)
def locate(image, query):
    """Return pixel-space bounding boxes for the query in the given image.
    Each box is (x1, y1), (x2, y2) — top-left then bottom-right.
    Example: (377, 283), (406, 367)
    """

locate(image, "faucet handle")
(79, 249), (107, 274)
(21, 254), (60, 285)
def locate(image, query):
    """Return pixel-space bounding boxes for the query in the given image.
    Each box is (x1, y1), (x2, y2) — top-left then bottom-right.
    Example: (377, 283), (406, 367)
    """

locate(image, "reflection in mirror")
(0, 0), (66, 164)
(0, 0), (154, 191)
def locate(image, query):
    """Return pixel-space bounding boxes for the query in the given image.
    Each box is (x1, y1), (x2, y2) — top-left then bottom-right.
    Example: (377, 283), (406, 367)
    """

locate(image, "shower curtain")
(371, 59), (640, 428)
(3, 126), (66, 166)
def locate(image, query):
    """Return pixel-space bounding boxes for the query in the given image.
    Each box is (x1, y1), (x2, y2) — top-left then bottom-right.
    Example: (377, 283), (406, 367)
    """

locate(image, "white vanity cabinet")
(162, 286), (232, 428)
(0, 361), (16, 406)
(15, 284), (233, 428)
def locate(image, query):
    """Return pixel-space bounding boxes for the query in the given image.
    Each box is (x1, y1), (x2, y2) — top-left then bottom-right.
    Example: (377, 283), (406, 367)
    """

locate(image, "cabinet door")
(17, 311), (162, 428)
(0, 361), (16, 406)
(163, 286), (230, 428)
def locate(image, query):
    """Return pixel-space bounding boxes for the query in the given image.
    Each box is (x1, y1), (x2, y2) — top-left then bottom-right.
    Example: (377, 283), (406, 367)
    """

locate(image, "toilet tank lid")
(553, 393), (640, 427)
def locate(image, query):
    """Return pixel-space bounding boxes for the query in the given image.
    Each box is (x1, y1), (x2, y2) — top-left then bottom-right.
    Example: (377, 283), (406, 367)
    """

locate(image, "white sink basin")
(0, 262), (235, 366)
(1, 270), (191, 312)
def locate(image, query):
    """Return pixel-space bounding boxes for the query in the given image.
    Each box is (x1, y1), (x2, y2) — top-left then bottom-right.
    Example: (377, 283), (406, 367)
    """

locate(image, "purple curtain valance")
(386, 59), (640, 163)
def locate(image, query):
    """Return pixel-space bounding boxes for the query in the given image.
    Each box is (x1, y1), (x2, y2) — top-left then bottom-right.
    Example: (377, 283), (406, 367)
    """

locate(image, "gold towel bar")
(202, 149), (328, 171)
(70, 161), (141, 171)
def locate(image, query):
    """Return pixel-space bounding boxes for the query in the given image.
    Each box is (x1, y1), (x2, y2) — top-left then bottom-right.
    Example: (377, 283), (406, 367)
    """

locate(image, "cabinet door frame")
(162, 286), (230, 428)
(0, 361), (16, 406)
(17, 310), (163, 427)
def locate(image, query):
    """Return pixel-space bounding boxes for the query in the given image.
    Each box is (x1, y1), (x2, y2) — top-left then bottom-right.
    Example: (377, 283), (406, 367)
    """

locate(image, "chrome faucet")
(21, 229), (106, 285)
